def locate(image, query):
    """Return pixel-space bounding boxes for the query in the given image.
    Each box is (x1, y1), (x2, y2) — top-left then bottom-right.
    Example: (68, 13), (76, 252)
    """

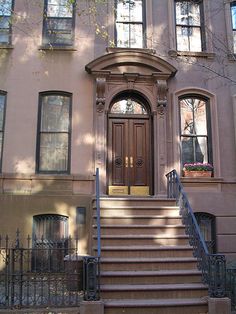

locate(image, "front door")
(108, 116), (151, 195)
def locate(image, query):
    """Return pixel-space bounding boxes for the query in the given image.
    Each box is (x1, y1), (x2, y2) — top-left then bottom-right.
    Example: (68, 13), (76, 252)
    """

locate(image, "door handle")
(125, 156), (129, 168)
(130, 157), (133, 168)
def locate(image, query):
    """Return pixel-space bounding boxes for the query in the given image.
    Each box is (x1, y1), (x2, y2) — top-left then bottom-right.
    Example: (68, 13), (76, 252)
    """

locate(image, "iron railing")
(0, 232), (83, 309)
(166, 169), (226, 298)
(227, 268), (236, 310)
(83, 168), (101, 301)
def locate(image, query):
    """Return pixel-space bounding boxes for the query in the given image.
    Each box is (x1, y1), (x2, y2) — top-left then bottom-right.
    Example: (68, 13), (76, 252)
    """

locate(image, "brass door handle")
(130, 156), (133, 168)
(125, 156), (129, 168)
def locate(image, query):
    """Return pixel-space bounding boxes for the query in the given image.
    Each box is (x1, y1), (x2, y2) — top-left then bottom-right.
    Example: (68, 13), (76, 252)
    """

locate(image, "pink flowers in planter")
(183, 162), (214, 172)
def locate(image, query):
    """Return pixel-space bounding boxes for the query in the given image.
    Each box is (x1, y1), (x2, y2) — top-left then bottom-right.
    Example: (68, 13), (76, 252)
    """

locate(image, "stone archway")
(85, 49), (177, 196)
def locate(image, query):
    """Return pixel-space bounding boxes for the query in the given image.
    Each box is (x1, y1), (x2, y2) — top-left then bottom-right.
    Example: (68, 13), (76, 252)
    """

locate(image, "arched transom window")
(110, 98), (148, 115)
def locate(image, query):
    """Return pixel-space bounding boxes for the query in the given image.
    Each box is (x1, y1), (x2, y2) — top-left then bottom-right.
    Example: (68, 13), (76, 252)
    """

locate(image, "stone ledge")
(168, 50), (215, 59)
(38, 45), (77, 51)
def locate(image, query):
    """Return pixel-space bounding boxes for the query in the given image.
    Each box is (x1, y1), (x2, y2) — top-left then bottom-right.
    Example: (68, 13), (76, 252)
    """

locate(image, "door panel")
(108, 117), (151, 195)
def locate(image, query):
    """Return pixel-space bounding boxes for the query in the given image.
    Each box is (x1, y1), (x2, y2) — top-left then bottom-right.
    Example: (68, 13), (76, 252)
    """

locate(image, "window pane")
(234, 31), (236, 53)
(0, 95), (5, 130)
(110, 99), (147, 114)
(189, 27), (202, 51)
(176, 1), (200, 26)
(116, 22), (129, 47)
(116, 0), (130, 22)
(129, 0), (143, 22)
(176, 26), (190, 51)
(130, 23), (143, 48)
(41, 95), (70, 132)
(39, 133), (68, 171)
(181, 136), (194, 164)
(47, 0), (73, 18)
(0, 16), (10, 29)
(194, 136), (208, 163)
(231, 4), (236, 29)
(0, 0), (12, 16)
(180, 98), (207, 135)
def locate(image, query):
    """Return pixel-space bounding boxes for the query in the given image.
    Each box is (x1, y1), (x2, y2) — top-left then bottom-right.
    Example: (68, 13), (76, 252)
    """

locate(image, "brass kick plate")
(130, 186), (150, 196)
(108, 186), (129, 195)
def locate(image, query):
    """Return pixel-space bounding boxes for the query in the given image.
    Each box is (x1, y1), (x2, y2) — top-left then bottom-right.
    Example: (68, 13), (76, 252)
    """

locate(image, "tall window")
(0, 92), (6, 172)
(0, 0), (14, 45)
(231, 2), (236, 53)
(115, 0), (145, 48)
(43, 0), (76, 46)
(37, 92), (71, 173)
(175, 0), (204, 52)
(180, 96), (212, 166)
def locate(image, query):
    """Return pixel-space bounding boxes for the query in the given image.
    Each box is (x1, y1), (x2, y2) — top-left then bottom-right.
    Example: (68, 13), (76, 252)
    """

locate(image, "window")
(231, 2), (236, 53)
(42, 0), (76, 46)
(0, 92), (6, 172)
(180, 96), (212, 166)
(115, 0), (145, 48)
(195, 212), (216, 254)
(175, 0), (204, 52)
(32, 214), (69, 271)
(0, 0), (14, 45)
(110, 98), (148, 114)
(37, 92), (71, 173)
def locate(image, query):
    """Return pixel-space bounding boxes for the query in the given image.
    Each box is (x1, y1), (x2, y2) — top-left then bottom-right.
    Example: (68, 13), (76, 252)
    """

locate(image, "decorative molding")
(96, 78), (106, 113)
(157, 80), (168, 115)
(123, 73), (139, 89)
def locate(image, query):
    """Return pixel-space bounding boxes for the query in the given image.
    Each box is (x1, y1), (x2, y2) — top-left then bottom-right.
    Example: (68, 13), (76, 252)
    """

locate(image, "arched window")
(179, 96), (212, 166)
(194, 212), (216, 254)
(110, 97), (148, 115)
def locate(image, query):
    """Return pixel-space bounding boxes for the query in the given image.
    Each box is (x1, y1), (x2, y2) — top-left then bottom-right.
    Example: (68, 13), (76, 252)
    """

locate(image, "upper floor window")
(42, 0), (76, 46)
(0, 92), (6, 172)
(231, 2), (236, 53)
(0, 0), (14, 45)
(175, 0), (204, 52)
(36, 92), (72, 173)
(115, 0), (145, 48)
(179, 96), (212, 166)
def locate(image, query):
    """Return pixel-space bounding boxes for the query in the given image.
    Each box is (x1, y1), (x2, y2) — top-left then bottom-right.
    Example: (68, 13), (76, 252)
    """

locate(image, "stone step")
(100, 283), (208, 299)
(95, 206), (180, 216)
(100, 257), (198, 271)
(94, 234), (189, 246)
(94, 224), (186, 236)
(100, 269), (203, 285)
(98, 197), (177, 207)
(104, 298), (208, 314)
(95, 215), (182, 225)
(94, 245), (194, 258)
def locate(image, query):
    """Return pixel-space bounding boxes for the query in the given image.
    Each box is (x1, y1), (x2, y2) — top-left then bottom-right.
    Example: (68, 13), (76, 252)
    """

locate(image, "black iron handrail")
(166, 169), (226, 298)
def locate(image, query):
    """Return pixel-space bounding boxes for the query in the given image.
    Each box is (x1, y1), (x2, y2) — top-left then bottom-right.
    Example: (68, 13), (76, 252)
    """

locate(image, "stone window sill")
(38, 45), (77, 51)
(0, 44), (14, 49)
(106, 47), (156, 55)
(168, 50), (215, 59)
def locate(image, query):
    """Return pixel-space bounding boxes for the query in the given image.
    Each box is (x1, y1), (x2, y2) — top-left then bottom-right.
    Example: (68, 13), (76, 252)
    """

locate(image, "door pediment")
(85, 50), (177, 79)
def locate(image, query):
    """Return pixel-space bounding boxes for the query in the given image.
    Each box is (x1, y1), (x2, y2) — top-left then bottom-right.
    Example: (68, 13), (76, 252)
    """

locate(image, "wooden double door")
(108, 116), (152, 195)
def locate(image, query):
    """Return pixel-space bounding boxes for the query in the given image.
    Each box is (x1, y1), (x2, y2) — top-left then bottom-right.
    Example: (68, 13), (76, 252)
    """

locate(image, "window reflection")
(110, 98), (147, 115)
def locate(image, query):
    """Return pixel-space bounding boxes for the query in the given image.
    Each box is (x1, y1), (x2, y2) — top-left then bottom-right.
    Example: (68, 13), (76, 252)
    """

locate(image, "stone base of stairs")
(104, 298), (208, 314)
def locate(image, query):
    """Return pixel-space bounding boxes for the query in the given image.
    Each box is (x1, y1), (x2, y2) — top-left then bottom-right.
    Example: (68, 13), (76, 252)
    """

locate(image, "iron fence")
(227, 268), (236, 310)
(0, 232), (83, 309)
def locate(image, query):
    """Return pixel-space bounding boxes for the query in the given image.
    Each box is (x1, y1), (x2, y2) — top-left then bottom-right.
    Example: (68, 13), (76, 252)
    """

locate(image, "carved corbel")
(124, 73), (139, 90)
(96, 77), (106, 113)
(157, 80), (168, 115)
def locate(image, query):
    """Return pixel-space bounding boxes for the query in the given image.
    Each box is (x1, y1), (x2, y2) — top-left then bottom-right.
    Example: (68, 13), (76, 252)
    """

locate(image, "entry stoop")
(92, 197), (209, 314)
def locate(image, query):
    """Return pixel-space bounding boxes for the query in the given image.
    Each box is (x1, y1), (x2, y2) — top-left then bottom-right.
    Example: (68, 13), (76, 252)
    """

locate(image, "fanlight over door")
(108, 97), (152, 196)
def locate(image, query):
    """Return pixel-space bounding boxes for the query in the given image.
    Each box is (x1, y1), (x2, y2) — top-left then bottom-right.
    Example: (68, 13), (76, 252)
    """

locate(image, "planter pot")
(183, 170), (212, 177)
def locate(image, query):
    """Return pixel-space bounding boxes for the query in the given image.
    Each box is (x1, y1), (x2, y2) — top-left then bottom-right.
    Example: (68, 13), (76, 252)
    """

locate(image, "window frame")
(114, 0), (146, 48)
(231, 1), (236, 53)
(42, 0), (76, 47)
(0, 91), (7, 173)
(36, 91), (72, 174)
(0, 0), (14, 45)
(174, 0), (205, 52)
(179, 94), (213, 167)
